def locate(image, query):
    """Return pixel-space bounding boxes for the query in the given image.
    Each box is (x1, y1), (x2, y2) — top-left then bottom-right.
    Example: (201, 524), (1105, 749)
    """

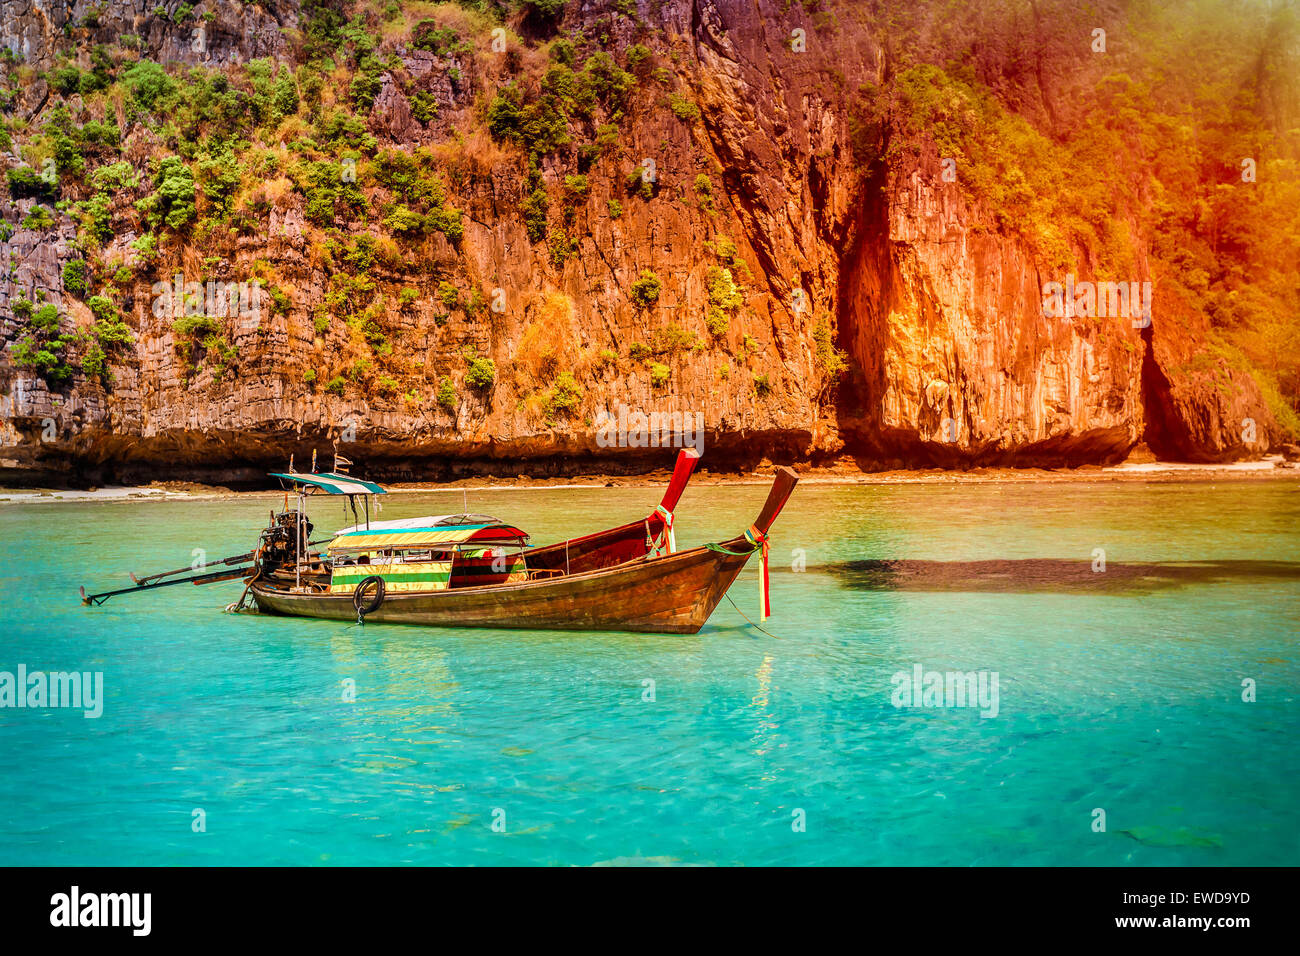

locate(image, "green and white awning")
(269, 472), (386, 495)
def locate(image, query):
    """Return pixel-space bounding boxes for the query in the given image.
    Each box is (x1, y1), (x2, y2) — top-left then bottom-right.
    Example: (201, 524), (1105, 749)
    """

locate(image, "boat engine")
(257, 510), (315, 574)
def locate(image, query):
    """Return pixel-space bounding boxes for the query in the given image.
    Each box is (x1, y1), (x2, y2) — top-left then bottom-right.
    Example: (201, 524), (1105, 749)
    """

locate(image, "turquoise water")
(0, 479), (1296, 866)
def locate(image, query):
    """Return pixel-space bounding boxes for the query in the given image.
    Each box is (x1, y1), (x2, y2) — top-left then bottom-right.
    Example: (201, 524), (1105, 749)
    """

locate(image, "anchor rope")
(723, 591), (780, 639)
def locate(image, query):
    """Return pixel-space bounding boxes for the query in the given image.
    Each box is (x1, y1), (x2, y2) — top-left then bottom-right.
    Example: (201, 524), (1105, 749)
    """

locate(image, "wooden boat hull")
(250, 464), (799, 634)
(250, 539), (755, 633)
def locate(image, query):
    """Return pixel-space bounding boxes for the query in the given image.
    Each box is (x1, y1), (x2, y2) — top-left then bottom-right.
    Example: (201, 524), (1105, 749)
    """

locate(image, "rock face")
(0, 1), (294, 70)
(0, 0), (1290, 486)
(839, 162), (1146, 466)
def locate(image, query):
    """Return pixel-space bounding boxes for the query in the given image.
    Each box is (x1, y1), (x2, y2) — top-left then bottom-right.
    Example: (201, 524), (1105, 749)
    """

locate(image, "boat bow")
(705, 466), (799, 621)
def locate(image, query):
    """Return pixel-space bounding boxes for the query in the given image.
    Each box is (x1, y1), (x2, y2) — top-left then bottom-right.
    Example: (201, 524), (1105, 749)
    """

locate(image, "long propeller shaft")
(81, 566), (257, 606)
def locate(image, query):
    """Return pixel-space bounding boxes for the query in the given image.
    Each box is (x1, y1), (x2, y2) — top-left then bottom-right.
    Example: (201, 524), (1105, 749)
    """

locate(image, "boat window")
(404, 550), (433, 562)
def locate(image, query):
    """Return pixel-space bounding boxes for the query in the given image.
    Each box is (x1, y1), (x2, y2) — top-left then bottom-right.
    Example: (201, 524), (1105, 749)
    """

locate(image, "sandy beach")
(0, 456), (1294, 504)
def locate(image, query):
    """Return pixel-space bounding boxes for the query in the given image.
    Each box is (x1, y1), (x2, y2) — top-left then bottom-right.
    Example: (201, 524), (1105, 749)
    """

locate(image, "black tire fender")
(352, 575), (386, 619)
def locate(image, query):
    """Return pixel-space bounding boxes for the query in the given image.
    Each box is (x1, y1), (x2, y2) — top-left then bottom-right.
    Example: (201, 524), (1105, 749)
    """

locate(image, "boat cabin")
(325, 515), (533, 593)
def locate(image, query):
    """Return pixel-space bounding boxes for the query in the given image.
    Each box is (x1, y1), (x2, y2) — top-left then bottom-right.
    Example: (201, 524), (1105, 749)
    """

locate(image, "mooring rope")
(723, 590), (780, 639)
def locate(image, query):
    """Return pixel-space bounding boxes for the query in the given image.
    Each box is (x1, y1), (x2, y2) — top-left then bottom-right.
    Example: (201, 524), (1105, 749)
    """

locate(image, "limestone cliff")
(0, 0), (1294, 485)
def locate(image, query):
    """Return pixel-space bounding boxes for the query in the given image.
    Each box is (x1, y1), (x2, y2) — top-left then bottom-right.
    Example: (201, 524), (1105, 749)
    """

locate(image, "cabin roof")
(269, 472), (386, 495)
(326, 520), (528, 553)
(332, 514), (503, 535)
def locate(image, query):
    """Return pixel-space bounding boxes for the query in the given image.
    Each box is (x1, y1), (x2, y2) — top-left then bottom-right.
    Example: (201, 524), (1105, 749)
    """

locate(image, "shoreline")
(1, 459), (1294, 504)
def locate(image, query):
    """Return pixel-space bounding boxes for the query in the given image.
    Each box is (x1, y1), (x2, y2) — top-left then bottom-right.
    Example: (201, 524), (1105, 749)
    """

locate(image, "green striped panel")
(332, 571), (452, 585)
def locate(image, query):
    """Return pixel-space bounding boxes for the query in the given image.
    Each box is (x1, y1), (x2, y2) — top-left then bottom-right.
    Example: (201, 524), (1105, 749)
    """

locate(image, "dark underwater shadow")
(822, 559), (1300, 596)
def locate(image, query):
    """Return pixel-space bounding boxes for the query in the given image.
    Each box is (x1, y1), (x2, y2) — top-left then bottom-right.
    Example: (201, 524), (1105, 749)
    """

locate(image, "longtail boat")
(80, 449), (799, 634)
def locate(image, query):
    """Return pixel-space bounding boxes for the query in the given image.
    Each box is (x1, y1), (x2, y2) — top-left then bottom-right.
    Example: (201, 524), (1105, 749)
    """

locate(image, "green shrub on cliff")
(705, 266), (741, 336)
(813, 318), (847, 394)
(315, 110), (377, 153)
(411, 21), (471, 56)
(81, 192), (113, 244)
(624, 165), (655, 200)
(171, 315), (222, 379)
(121, 59), (176, 115)
(39, 103), (119, 181)
(547, 227), (575, 266)
(11, 334), (77, 385)
(31, 304), (61, 334)
(524, 0), (566, 18)
(272, 66), (300, 121)
(437, 378), (457, 411)
(494, 80), (571, 154)
(139, 156), (196, 231)
(291, 157), (368, 227)
(349, 56), (386, 112)
(92, 314), (134, 352)
(651, 324), (698, 354)
(384, 204), (423, 233)
(466, 356), (496, 390)
(21, 206), (56, 230)
(626, 44), (652, 69)
(130, 234), (158, 262)
(410, 91), (438, 124)
(197, 151), (243, 220)
(425, 205), (463, 243)
(90, 161), (137, 192)
(563, 174), (589, 200)
(521, 184), (549, 242)
(544, 371), (582, 422)
(10, 304), (78, 386)
(693, 174), (713, 210)
(629, 269), (662, 308)
(487, 51), (634, 158)
(582, 53), (635, 116)
(62, 260), (89, 296)
(486, 83), (525, 141)
(595, 122), (620, 154)
(202, 333), (239, 382)
(438, 282), (460, 310)
(7, 166), (57, 200)
(667, 93), (699, 122)
(80, 341), (108, 379)
(372, 148), (463, 242)
(50, 64), (82, 96)
(87, 296), (117, 324)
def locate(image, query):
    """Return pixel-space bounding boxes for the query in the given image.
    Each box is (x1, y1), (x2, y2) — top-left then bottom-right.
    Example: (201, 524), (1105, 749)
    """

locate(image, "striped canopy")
(326, 522), (528, 553)
(269, 472), (386, 495)
(330, 560), (453, 594)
